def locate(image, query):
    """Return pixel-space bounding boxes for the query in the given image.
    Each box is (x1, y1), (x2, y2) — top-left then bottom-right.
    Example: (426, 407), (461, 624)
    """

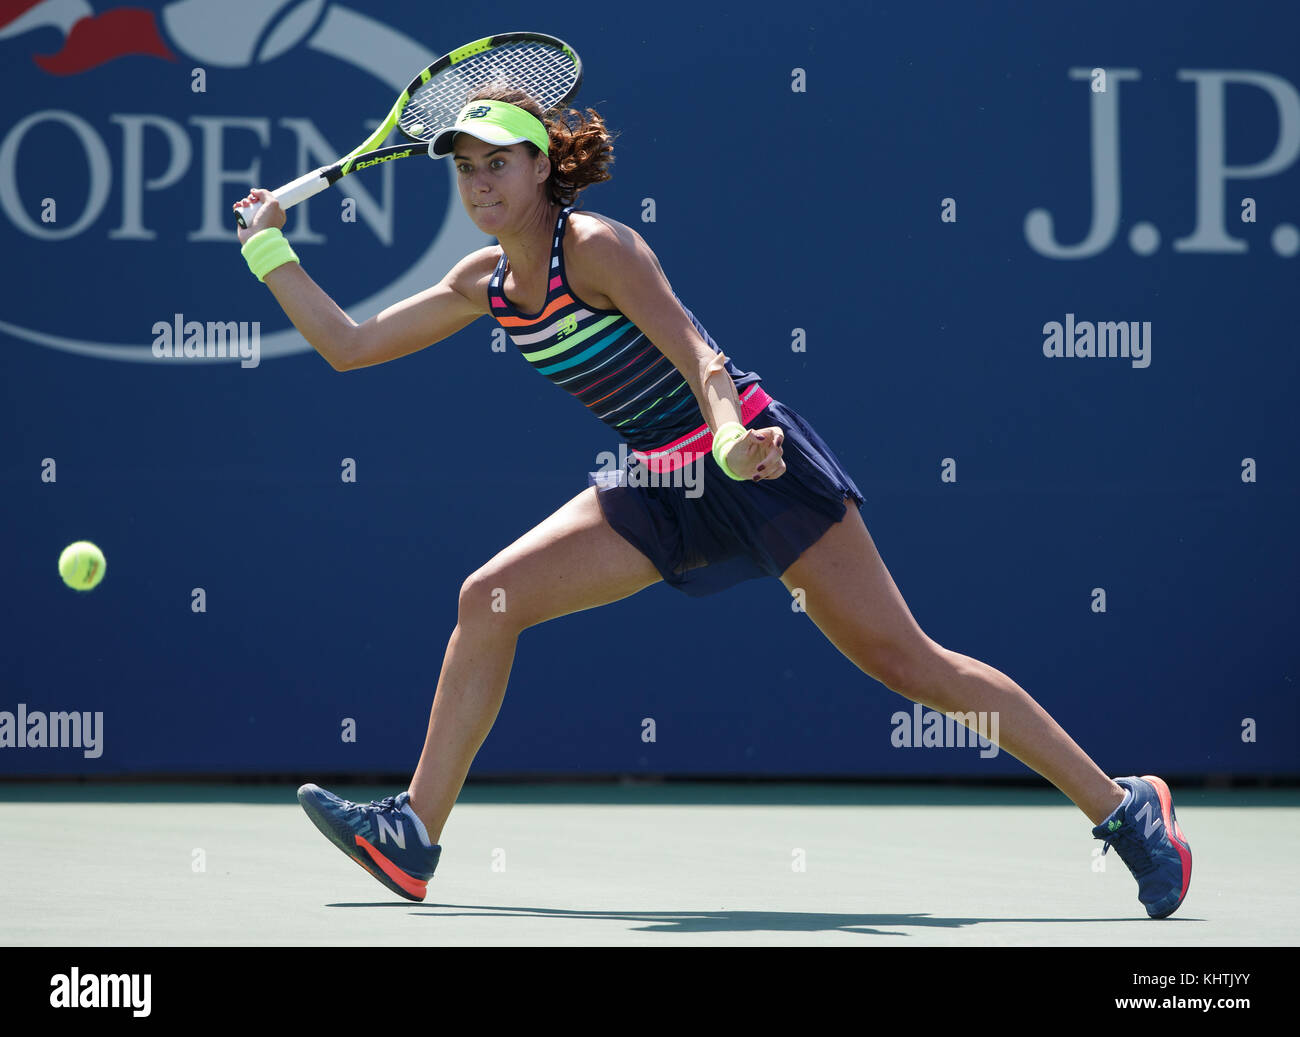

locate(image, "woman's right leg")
(407, 486), (661, 843)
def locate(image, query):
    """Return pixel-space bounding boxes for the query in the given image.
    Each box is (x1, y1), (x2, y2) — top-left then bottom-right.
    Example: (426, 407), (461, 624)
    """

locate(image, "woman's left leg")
(781, 503), (1125, 826)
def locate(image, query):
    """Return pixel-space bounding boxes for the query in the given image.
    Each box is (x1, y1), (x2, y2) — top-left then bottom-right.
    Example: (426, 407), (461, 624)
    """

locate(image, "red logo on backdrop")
(0, 1), (175, 74)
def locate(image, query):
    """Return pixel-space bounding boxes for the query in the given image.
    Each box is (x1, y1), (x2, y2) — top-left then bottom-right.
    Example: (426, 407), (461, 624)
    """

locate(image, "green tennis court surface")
(1, 783), (1294, 946)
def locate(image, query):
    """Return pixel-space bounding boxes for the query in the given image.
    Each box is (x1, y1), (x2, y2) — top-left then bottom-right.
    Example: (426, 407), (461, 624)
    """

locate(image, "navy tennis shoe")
(1092, 775), (1191, 918)
(297, 784), (441, 902)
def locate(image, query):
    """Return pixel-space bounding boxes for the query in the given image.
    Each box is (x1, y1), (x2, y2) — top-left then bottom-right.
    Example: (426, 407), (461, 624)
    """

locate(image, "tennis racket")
(233, 31), (582, 229)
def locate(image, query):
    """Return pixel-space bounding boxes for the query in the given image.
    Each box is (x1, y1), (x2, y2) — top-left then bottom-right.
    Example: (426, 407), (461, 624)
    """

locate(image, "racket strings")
(399, 42), (579, 140)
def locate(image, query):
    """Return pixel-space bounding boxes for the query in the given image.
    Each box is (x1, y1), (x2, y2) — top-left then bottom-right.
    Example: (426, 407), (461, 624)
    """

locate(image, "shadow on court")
(325, 902), (1190, 935)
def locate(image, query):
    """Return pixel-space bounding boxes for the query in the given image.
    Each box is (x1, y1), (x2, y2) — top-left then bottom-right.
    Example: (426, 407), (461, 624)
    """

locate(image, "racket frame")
(234, 32), (582, 229)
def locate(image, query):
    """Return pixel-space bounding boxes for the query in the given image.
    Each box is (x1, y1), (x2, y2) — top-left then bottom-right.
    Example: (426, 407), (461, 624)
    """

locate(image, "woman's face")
(452, 134), (549, 233)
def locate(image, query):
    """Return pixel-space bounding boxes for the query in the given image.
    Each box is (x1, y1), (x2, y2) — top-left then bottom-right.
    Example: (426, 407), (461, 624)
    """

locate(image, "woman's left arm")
(569, 217), (785, 480)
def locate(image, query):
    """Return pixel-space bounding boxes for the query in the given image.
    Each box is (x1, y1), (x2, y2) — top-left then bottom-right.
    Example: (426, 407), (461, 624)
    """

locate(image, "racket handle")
(233, 167), (332, 229)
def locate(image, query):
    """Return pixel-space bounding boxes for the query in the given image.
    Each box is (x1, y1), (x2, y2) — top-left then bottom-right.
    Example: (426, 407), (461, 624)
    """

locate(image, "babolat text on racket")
(232, 31), (582, 228)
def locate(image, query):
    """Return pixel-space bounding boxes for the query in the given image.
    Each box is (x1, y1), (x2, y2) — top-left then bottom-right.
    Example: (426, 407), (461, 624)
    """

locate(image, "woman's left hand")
(724, 426), (786, 481)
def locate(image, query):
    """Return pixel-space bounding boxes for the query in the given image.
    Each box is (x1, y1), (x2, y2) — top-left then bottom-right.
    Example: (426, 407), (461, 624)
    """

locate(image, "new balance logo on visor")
(463, 105), (492, 119)
(376, 814), (406, 849)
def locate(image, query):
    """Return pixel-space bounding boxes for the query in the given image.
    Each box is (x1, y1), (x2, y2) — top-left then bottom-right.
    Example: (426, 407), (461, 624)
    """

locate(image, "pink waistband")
(631, 384), (774, 473)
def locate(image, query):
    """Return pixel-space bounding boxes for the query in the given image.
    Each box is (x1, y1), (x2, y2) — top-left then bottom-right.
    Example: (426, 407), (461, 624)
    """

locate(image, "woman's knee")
(457, 562), (527, 633)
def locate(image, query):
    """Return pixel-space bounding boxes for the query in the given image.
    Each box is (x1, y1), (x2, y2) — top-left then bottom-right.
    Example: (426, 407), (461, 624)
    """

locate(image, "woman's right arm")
(237, 189), (493, 372)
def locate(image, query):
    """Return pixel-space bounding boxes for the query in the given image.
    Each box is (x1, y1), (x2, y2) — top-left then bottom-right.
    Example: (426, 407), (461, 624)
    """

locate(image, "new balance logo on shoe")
(1135, 801), (1163, 838)
(1108, 819), (1122, 831)
(376, 814), (406, 850)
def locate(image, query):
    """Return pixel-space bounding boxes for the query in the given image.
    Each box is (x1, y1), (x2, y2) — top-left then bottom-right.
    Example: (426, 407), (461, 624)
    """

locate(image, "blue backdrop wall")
(2, 0), (1296, 778)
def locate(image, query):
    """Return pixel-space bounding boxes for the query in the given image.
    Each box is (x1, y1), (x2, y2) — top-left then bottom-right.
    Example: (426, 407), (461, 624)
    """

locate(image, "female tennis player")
(234, 88), (1191, 918)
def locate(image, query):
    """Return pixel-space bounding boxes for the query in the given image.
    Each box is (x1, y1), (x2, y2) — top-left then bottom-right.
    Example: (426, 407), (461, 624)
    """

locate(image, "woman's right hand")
(723, 426), (787, 481)
(234, 188), (286, 245)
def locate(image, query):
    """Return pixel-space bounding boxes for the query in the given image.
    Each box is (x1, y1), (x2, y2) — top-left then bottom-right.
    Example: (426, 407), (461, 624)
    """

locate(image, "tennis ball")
(59, 541), (106, 591)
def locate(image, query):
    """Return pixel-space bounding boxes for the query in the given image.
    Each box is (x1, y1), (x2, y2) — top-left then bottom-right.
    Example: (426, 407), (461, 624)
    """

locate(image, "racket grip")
(233, 168), (332, 229)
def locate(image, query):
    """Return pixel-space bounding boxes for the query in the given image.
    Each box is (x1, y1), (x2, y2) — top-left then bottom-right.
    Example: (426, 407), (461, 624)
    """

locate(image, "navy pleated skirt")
(588, 396), (864, 597)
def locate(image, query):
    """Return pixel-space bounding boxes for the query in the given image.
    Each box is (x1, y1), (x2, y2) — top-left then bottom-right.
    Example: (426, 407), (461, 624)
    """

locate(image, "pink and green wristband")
(241, 228), (299, 282)
(711, 421), (749, 480)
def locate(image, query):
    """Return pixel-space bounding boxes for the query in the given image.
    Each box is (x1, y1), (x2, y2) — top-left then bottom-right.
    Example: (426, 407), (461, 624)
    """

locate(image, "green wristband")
(241, 227), (299, 282)
(711, 421), (748, 481)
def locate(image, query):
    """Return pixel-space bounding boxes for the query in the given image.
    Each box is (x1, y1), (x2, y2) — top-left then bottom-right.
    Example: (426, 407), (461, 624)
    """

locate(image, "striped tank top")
(487, 206), (769, 463)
